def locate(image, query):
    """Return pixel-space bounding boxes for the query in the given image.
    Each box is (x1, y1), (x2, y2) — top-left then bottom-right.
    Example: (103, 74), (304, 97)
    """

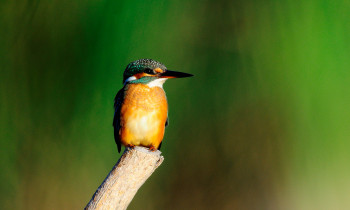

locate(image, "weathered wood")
(85, 146), (164, 210)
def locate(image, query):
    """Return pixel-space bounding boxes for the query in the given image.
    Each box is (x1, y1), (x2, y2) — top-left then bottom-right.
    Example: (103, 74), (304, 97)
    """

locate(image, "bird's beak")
(159, 70), (194, 79)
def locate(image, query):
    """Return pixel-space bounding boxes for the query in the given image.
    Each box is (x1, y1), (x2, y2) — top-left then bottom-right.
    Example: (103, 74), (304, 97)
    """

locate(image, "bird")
(113, 59), (193, 153)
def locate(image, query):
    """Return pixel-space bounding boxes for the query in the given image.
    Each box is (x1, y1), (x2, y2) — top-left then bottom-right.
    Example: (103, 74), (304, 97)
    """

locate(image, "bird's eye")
(144, 68), (155, 75)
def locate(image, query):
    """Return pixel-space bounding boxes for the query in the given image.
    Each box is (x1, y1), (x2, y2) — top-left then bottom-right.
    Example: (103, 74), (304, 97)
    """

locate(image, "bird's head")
(123, 59), (193, 87)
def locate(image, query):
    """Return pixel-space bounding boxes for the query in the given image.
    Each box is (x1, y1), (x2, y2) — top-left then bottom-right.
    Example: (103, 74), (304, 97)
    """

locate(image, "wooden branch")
(85, 146), (164, 210)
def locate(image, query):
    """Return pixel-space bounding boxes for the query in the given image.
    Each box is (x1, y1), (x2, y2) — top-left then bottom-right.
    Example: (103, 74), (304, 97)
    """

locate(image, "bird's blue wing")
(159, 117), (168, 150)
(113, 88), (124, 153)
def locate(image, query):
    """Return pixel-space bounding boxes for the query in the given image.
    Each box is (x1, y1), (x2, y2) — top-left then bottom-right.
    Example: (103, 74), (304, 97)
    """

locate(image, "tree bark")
(85, 146), (164, 210)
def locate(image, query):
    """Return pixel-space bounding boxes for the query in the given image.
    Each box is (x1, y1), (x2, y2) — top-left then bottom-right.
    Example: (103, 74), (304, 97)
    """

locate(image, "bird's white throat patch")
(124, 76), (167, 88)
(124, 76), (137, 85)
(147, 78), (167, 88)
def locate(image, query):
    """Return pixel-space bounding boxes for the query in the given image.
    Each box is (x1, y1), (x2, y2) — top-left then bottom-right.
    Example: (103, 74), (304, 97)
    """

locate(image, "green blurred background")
(1, 0), (350, 209)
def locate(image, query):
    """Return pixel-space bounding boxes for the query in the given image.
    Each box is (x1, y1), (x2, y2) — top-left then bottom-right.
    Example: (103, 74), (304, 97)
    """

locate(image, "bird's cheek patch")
(134, 72), (154, 79)
(154, 68), (164, 73)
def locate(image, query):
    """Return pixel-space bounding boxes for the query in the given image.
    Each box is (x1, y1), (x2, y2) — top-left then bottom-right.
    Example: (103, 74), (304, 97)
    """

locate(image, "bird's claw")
(149, 146), (156, 151)
(127, 144), (135, 149)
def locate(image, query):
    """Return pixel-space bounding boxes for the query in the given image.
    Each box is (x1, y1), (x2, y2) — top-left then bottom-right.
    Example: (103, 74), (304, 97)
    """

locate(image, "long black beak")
(159, 70), (193, 78)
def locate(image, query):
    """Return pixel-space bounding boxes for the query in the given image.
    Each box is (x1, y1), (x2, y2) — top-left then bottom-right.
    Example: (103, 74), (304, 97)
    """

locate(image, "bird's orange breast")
(119, 83), (168, 149)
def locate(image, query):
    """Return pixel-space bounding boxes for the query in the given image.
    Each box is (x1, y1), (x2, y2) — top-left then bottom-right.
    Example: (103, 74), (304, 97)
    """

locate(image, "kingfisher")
(113, 59), (193, 153)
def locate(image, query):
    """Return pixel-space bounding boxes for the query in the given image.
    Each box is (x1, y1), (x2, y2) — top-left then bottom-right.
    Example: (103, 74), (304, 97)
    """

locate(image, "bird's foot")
(127, 144), (135, 149)
(148, 146), (157, 151)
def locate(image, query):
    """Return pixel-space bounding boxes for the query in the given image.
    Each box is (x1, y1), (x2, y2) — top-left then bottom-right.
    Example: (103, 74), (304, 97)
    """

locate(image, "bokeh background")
(1, 0), (350, 209)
